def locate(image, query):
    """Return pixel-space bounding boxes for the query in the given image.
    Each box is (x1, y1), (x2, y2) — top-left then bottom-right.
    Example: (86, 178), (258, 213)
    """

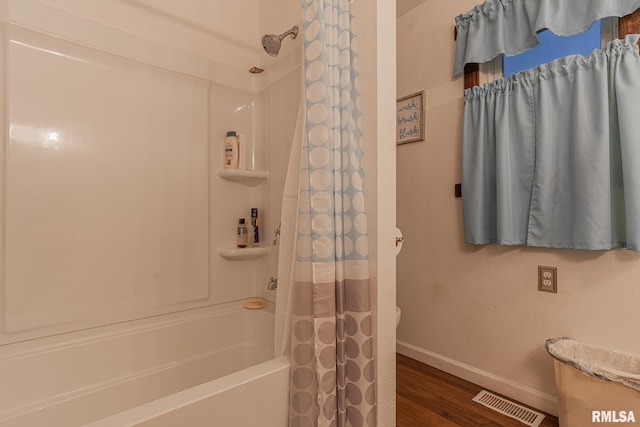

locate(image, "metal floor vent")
(472, 390), (545, 427)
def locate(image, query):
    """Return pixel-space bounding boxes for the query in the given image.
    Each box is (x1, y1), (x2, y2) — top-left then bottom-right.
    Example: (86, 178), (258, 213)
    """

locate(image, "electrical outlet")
(538, 266), (557, 293)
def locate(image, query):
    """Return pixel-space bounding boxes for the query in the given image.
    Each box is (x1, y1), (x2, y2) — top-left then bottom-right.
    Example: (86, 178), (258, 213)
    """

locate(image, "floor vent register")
(472, 390), (545, 427)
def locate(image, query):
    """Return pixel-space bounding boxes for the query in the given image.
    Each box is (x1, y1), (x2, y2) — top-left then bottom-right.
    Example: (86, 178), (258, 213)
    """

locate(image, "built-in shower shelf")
(217, 246), (268, 260)
(217, 169), (269, 187)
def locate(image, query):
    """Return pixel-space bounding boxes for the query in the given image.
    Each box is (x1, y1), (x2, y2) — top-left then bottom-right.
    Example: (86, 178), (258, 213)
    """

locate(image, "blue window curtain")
(462, 35), (640, 250)
(454, 0), (640, 77)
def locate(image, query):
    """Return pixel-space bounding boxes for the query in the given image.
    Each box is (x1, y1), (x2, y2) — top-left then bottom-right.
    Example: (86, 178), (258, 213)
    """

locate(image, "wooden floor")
(397, 354), (559, 427)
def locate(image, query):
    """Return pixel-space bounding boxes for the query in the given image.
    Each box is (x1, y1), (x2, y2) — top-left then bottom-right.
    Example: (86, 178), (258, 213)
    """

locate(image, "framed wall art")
(396, 91), (425, 144)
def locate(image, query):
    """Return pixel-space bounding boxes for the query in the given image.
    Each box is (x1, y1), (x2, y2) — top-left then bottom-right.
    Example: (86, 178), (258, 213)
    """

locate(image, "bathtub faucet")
(267, 276), (278, 290)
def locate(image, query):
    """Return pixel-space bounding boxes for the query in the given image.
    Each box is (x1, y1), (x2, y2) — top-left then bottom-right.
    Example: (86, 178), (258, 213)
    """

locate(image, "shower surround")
(0, 0), (297, 424)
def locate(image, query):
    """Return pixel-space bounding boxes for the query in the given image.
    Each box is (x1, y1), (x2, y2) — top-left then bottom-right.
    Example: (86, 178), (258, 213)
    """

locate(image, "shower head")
(262, 25), (299, 57)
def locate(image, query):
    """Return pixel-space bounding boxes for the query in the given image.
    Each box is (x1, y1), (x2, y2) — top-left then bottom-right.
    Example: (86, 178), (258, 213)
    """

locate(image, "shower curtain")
(276, 0), (376, 426)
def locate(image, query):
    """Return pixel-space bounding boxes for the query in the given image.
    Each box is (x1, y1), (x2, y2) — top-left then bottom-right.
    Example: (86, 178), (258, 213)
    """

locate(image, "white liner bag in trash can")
(546, 337), (640, 426)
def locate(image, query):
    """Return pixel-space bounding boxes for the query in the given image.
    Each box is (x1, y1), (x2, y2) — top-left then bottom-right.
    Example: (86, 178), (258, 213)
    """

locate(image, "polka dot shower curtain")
(287, 0), (376, 426)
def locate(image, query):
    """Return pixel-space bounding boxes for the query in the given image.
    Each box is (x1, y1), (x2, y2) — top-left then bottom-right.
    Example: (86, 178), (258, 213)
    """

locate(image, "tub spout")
(267, 276), (278, 290)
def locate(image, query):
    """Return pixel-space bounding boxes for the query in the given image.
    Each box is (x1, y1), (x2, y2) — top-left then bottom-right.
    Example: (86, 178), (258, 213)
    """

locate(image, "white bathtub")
(0, 301), (289, 427)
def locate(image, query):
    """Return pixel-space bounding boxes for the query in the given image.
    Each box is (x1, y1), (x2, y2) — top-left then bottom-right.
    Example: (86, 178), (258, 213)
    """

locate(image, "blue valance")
(462, 34), (640, 250)
(454, 0), (640, 77)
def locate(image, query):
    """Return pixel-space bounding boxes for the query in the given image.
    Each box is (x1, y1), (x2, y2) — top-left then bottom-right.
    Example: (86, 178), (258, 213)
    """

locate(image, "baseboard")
(396, 340), (558, 417)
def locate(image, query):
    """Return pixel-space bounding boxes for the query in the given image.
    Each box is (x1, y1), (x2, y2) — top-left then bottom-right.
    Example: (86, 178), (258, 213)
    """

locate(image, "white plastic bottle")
(224, 131), (239, 169)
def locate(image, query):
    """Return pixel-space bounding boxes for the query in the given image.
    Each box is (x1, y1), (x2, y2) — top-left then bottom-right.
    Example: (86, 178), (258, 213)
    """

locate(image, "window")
(502, 20), (604, 77)
(463, 14), (640, 90)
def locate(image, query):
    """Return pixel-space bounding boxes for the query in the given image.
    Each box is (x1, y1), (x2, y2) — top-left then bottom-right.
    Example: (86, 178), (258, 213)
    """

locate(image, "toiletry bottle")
(246, 219), (254, 248)
(237, 218), (248, 248)
(224, 131), (239, 169)
(238, 134), (246, 170)
(251, 208), (259, 246)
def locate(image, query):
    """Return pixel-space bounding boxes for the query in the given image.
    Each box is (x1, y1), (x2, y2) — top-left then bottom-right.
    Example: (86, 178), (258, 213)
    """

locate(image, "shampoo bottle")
(224, 131), (239, 169)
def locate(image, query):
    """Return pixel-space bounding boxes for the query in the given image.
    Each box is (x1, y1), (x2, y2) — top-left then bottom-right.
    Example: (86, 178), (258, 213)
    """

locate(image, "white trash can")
(546, 337), (640, 426)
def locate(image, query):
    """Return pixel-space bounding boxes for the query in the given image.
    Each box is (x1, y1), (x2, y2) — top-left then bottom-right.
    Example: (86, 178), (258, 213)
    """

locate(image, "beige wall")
(396, 0), (640, 415)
